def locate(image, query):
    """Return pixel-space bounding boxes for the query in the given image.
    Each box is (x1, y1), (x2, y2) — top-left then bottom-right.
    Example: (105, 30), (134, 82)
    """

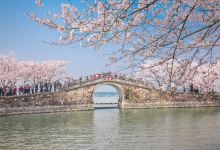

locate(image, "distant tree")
(0, 51), (68, 88)
(138, 60), (220, 93)
(0, 52), (21, 88)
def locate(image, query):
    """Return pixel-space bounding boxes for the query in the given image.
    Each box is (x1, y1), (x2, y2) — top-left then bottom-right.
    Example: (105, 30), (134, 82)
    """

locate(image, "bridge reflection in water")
(93, 103), (119, 109)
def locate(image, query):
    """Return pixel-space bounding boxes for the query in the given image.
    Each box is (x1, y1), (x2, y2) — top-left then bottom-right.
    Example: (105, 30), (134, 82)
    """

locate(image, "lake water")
(0, 108), (220, 150)
(93, 92), (119, 108)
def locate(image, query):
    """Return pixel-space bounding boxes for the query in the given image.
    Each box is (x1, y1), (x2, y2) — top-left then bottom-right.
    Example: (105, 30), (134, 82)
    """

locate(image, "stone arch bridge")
(1, 76), (220, 115)
(60, 77), (158, 108)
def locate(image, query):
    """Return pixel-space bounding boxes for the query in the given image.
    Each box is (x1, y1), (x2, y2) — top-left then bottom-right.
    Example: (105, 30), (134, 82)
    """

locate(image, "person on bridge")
(114, 73), (117, 78)
(86, 76), (89, 81)
(13, 85), (17, 95)
(0, 86), (2, 97)
(49, 83), (52, 92)
(31, 85), (34, 94)
(19, 85), (23, 95)
(35, 84), (38, 93)
(189, 83), (194, 93)
(40, 83), (43, 93)
(79, 76), (82, 85)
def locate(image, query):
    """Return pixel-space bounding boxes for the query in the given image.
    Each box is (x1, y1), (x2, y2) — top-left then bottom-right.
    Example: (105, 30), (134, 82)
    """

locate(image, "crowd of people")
(1, 72), (219, 97)
(63, 72), (145, 87)
(0, 81), (62, 97)
(185, 83), (218, 95)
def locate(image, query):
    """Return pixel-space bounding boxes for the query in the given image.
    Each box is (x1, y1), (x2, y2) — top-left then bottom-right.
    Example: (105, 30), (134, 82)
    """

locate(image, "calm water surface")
(0, 108), (220, 150)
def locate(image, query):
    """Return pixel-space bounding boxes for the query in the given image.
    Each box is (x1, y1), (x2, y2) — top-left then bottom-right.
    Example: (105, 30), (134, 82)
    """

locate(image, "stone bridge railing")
(60, 78), (151, 91)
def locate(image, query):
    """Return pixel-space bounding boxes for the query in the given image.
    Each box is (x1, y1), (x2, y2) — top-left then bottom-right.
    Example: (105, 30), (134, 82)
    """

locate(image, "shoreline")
(1, 91), (220, 116)
(1, 101), (220, 116)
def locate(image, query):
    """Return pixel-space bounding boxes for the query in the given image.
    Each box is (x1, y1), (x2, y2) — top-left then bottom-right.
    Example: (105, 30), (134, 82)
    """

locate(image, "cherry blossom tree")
(18, 60), (66, 86)
(0, 51), (68, 93)
(0, 52), (23, 88)
(36, 60), (67, 84)
(31, 0), (220, 89)
(138, 60), (220, 93)
(35, 0), (43, 7)
(193, 62), (220, 93)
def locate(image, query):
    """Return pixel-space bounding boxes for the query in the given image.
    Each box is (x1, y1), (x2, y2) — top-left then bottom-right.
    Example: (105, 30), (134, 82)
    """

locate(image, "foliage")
(0, 51), (67, 87)
(32, 0), (220, 90)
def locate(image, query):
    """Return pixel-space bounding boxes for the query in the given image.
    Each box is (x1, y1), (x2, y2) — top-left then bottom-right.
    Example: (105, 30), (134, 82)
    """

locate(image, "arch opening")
(92, 83), (124, 109)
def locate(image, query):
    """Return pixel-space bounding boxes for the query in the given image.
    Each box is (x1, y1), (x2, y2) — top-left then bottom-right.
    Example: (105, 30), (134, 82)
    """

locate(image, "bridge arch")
(91, 81), (125, 108)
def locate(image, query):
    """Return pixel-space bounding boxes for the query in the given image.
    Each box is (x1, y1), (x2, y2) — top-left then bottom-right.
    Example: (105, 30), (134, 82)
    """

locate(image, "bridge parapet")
(61, 77), (151, 92)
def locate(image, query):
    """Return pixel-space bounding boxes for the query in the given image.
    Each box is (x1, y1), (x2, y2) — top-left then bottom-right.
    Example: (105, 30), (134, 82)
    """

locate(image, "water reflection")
(118, 108), (220, 150)
(0, 112), (94, 150)
(0, 108), (220, 150)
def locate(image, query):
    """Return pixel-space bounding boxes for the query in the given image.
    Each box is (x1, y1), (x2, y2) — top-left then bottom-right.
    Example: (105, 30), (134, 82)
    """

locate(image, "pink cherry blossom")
(30, 0), (220, 91)
(35, 0), (42, 7)
(0, 51), (68, 87)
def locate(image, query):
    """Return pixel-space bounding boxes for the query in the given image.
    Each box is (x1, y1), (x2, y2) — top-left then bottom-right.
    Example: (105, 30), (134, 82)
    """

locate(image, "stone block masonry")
(0, 91), (93, 116)
(1, 78), (220, 116)
(122, 93), (220, 108)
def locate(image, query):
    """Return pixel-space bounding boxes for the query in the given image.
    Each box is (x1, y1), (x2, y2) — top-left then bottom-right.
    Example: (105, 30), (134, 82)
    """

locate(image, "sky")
(0, 0), (118, 78)
(93, 85), (119, 103)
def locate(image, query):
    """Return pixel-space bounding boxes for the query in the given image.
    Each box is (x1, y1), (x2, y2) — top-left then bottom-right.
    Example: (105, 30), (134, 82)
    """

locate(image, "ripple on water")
(0, 108), (220, 150)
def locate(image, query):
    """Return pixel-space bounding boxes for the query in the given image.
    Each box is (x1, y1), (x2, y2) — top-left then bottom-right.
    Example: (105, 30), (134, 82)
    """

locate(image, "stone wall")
(0, 91), (93, 116)
(122, 93), (220, 108)
(1, 83), (220, 116)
